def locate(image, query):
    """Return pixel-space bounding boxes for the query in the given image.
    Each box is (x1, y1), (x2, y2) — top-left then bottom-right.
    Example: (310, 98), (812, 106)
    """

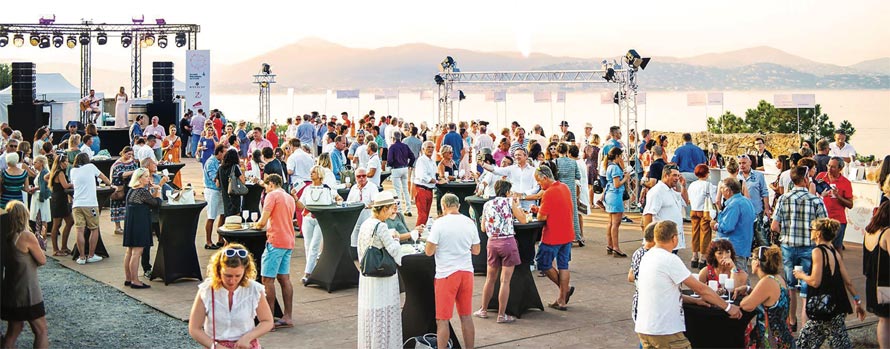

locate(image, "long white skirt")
(357, 273), (402, 349)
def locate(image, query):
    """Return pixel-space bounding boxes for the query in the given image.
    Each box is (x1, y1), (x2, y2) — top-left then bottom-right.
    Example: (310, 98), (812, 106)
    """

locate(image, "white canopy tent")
(0, 73), (84, 123)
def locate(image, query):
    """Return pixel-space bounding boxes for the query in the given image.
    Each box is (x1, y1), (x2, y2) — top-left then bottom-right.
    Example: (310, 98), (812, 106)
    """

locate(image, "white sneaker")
(76, 258), (87, 265)
(86, 255), (103, 263)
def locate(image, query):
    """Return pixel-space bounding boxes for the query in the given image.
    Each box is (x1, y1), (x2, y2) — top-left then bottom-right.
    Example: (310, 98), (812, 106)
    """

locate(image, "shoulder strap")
(211, 287), (216, 345)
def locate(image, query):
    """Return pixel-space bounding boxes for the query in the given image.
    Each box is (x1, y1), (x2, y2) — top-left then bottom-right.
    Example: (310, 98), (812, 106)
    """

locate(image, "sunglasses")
(356, 174), (368, 178)
(223, 248), (248, 259)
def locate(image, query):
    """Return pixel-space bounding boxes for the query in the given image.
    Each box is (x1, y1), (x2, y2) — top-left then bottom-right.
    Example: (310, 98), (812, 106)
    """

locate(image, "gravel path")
(2, 258), (194, 348)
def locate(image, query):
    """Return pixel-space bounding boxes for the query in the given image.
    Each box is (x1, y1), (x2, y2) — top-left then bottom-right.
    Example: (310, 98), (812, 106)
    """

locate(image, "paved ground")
(30, 158), (877, 348)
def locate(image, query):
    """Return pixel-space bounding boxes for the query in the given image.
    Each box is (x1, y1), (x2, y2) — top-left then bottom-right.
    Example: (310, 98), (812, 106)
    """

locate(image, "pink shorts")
(487, 237), (521, 268)
(434, 271), (474, 320)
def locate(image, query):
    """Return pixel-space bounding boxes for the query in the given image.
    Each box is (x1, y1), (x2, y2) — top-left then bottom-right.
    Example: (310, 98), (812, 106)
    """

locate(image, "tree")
(702, 100), (855, 143)
(707, 111), (749, 134)
(0, 63), (10, 90)
(837, 120), (856, 141)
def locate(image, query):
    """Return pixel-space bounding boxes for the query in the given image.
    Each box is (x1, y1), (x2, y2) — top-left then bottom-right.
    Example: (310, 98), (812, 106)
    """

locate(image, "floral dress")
(555, 157), (581, 240)
(110, 159), (139, 222)
(750, 275), (795, 349)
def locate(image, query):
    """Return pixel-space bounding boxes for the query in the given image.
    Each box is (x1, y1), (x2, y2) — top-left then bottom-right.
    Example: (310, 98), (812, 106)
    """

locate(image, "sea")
(208, 90), (889, 157)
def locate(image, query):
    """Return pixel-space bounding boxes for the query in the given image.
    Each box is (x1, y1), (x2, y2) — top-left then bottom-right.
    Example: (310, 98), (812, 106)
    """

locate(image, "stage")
(52, 128), (131, 156)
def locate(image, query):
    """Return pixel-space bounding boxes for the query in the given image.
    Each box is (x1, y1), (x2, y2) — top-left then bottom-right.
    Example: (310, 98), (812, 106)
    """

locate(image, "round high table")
(148, 201), (207, 285)
(682, 291), (755, 348)
(304, 203), (364, 292)
(465, 195), (491, 273)
(90, 156), (119, 178)
(241, 183), (265, 220)
(399, 254), (462, 348)
(67, 186), (116, 261)
(435, 181), (477, 217)
(217, 226), (283, 318)
(486, 221), (546, 318)
(157, 163), (186, 180)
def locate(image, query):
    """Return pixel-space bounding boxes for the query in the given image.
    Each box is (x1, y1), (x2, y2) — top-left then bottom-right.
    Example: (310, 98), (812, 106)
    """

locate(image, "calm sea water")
(209, 90), (889, 156)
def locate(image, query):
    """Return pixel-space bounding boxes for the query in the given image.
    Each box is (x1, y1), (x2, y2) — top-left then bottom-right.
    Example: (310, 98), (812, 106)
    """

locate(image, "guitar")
(80, 99), (92, 112)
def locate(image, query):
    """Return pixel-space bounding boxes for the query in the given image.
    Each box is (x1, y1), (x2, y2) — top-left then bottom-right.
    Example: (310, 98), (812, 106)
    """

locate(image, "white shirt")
(321, 167), (345, 189)
(779, 170), (792, 192)
(286, 149), (314, 184)
(198, 280), (266, 341)
(687, 180), (717, 212)
(285, 124), (298, 140)
(79, 144), (94, 160)
(829, 142), (856, 160)
(413, 154), (438, 189)
(347, 182), (378, 206)
(142, 124), (167, 149)
(643, 181), (687, 249)
(477, 170), (498, 198)
(355, 144), (369, 169)
(135, 144), (156, 163)
(70, 164), (102, 208)
(489, 162), (539, 196)
(427, 213), (480, 279)
(384, 124), (397, 148)
(367, 154), (382, 187)
(322, 142), (336, 155)
(473, 133), (494, 152)
(635, 247), (693, 335)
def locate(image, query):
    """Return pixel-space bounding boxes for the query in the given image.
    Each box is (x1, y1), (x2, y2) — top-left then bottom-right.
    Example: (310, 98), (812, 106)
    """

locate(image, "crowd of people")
(1, 109), (889, 348)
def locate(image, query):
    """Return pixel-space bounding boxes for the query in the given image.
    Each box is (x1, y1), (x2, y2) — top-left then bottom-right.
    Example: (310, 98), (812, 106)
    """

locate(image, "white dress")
(357, 218), (404, 349)
(197, 279), (266, 342)
(576, 158), (591, 214)
(115, 94), (129, 128)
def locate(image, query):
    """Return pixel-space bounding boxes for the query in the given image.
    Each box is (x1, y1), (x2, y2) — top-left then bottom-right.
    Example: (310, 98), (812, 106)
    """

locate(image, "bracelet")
(724, 303), (733, 313)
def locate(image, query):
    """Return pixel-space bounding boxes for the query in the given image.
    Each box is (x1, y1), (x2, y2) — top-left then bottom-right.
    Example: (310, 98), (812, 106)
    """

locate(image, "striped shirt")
(772, 187), (827, 247)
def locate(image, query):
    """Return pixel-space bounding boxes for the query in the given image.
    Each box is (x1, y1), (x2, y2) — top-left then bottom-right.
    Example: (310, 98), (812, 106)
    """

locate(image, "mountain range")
(8, 38), (889, 93)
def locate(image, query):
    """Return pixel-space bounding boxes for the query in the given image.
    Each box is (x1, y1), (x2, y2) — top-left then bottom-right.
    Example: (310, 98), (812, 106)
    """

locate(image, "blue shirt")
(203, 157), (220, 190)
(152, 173), (174, 200)
(237, 129), (250, 158)
(739, 170), (769, 214)
(716, 193), (756, 258)
(315, 125), (326, 146)
(671, 142), (707, 173)
(90, 136), (101, 154)
(442, 131), (464, 161)
(296, 123), (316, 146)
(602, 139), (621, 159)
(330, 149), (345, 181)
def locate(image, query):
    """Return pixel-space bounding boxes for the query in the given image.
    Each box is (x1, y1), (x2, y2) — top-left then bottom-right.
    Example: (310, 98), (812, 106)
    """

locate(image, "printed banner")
(493, 91), (506, 102)
(792, 94), (816, 108)
(556, 91), (566, 103)
(773, 94), (794, 108)
(533, 91), (551, 103)
(707, 92), (724, 106)
(385, 89), (399, 99)
(686, 93), (706, 106)
(374, 93), (386, 100)
(185, 50), (211, 112)
(336, 89), (360, 99)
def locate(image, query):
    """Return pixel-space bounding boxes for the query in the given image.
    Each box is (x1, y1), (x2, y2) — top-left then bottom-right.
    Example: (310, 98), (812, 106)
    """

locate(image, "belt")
(490, 235), (515, 240)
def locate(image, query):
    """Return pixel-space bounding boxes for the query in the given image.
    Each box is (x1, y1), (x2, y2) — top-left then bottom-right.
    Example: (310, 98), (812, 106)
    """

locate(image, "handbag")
(360, 222), (398, 277)
(877, 228), (890, 304)
(339, 165), (356, 187)
(405, 333), (453, 349)
(227, 167), (249, 196)
(622, 185), (631, 201)
(805, 245), (841, 320)
(302, 185), (333, 206)
(592, 179), (604, 194)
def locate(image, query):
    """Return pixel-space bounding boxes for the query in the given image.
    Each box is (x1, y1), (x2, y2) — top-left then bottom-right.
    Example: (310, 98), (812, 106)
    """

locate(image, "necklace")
(309, 186), (325, 202)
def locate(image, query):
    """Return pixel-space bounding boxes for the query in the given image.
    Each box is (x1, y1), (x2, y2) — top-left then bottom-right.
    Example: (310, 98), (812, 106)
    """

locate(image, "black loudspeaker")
(11, 62), (36, 105)
(146, 102), (178, 130)
(7, 104), (47, 139)
(152, 61), (174, 103)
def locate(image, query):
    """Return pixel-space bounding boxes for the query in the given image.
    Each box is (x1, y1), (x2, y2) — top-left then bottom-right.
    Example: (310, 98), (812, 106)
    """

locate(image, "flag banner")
(707, 92), (724, 106)
(420, 90), (434, 100)
(494, 91), (506, 102)
(635, 92), (646, 105)
(336, 89), (360, 99)
(374, 93), (386, 100)
(485, 91), (495, 102)
(186, 50), (211, 111)
(792, 94), (816, 108)
(448, 90), (461, 100)
(600, 91), (614, 104)
(556, 91), (566, 103)
(385, 90), (399, 99)
(686, 93), (706, 106)
(773, 94), (794, 108)
(534, 91), (551, 103)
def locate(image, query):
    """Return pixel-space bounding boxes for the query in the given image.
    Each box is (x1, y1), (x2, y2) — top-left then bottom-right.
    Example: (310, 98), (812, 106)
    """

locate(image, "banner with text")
(533, 91), (551, 103)
(635, 92), (647, 105)
(686, 93), (706, 106)
(186, 50), (211, 112)
(337, 90), (360, 99)
(707, 92), (724, 106)
(775, 94), (816, 108)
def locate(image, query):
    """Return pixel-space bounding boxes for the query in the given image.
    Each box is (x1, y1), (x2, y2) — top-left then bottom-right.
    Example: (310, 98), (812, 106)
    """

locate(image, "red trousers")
(415, 186), (433, 226)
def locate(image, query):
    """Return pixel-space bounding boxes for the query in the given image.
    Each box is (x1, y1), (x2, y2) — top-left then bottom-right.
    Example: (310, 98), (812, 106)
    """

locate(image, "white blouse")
(198, 279), (266, 341)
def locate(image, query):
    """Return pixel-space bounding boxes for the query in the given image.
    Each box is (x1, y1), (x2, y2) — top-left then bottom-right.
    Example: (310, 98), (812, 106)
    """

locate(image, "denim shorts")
(782, 245), (813, 295)
(536, 242), (571, 271)
(260, 243), (292, 278)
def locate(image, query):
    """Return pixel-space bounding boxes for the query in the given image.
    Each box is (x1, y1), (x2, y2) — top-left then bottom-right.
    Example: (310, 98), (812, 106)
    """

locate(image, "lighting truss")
(253, 72), (277, 128)
(441, 70), (611, 84)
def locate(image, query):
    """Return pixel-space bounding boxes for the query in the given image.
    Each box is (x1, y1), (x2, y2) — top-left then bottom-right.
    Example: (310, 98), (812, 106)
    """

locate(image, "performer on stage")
(115, 87), (129, 128)
(80, 89), (101, 124)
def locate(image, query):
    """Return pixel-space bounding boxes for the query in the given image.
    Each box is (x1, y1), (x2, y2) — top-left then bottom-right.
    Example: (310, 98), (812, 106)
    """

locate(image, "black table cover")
(399, 254), (461, 348)
(67, 187), (115, 261)
(465, 195), (491, 273)
(70, 227), (109, 260)
(435, 181), (477, 217)
(683, 293), (755, 348)
(241, 184), (265, 220)
(486, 221), (545, 318)
(149, 201), (207, 285)
(90, 156), (119, 178)
(304, 203), (364, 292)
(217, 226), (283, 318)
(66, 186), (115, 209)
(157, 163), (186, 179)
(336, 187), (350, 200)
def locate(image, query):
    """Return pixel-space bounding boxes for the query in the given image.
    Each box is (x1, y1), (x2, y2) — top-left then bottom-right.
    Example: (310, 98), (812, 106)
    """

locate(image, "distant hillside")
(850, 58), (890, 75)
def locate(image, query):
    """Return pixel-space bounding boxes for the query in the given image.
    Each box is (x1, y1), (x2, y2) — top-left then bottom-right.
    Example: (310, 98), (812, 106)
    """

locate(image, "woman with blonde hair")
(1, 201), (48, 349)
(294, 165), (343, 285)
(66, 134), (81, 165)
(189, 243), (273, 349)
(122, 168), (162, 289)
(316, 152), (346, 190)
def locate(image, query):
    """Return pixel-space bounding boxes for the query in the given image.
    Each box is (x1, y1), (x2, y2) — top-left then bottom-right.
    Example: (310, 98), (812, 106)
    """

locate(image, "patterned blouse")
(481, 197), (516, 238)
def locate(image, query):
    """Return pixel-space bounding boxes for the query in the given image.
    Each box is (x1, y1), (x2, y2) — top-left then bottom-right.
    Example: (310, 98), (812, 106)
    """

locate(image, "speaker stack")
(152, 61), (175, 103)
(11, 62), (37, 105)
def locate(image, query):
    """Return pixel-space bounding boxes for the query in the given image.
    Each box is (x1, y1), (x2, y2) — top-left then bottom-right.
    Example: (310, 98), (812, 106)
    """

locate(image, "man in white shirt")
(425, 193), (480, 349)
(643, 164), (689, 251)
(79, 135), (96, 160)
(828, 129), (856, 165)
(413, 141), (443, 227)
(142, 116), (167, 160)
(80, 89), (101, 123)
(286, 140), (314, 187)
(346, 167), (379, 258)
(472, 123), (494, 152)
(636, 220), (740, 348)
(480, 148), (539, 209)
(70, 154), (116, 265)
(134, 137), (157, 164)
(352, 134), (373, 169)
(366, 142), (382, 188)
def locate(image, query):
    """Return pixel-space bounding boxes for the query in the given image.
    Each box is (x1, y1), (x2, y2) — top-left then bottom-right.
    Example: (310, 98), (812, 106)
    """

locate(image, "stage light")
(0, 32), (7, 47)
(439, 56), (455, 71)
(157, 35), (168, 48)
(79, 33), (90, 45)
(66, 35), (77, 48)
(601, 60), (616, 82)
(175, 32), (186, 47)
(52, 33), (63, 48)
(13, 33), (25, 47)
(262, 63), (271, 74)
(458, 90), (466, 101)
(121, 32), (132, 48)
(96, 32), (107, 45)
(156, 18), (166, 25)
(39, 35), (50, 49)
(142, 33), (155, 47)
(29, 33), (39, 46)
(434, 75), (444, 85)
(625, 49), (650, 71)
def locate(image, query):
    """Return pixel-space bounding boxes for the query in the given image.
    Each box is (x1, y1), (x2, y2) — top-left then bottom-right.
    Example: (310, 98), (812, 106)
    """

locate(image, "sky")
(2, 0), (889, 66)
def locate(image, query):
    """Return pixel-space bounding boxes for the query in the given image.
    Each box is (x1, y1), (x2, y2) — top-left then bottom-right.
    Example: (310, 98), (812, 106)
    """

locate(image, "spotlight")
(458, 90), (466, 101)
(157, 35), (167, 48)
(0, 32), (7, 47)
(434, 75), (444, 85)
(175, 32), (186, 47)
(262, 63), (271, 74)
(79, 33), (90, 45)
(66, 35), (77, 48)
(121, 32), (132, 48)
(142, 33), (155, 47)
(625, 49), (651, 71)
(601, 60), (616, 82)
(39, 35), (50, 49)
(13, 33), (24, 47)
(96, 32), (107, 45)
(29, 33), (39, 46)
(52, 33), (63, 48)
(439, 56), (455, 71)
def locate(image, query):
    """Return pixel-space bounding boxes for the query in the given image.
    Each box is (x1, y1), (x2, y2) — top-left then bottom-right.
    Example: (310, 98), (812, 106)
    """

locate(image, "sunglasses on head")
(224, 248), (248, 259)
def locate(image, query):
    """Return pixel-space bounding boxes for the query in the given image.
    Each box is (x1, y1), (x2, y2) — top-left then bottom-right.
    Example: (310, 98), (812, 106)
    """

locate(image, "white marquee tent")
(0, 73), (83, 123)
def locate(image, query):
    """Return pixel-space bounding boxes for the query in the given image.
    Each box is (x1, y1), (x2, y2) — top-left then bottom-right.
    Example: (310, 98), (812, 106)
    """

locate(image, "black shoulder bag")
(360, 222), (398, 277)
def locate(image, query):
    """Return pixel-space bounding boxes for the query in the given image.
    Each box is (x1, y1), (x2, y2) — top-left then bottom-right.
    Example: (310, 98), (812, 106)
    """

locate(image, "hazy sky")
(2, 0), (888, 66)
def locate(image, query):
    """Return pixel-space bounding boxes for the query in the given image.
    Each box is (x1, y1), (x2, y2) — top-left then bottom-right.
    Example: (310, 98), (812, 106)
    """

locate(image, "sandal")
(613, 250), (628, 258)
(53, 250), (67, 257)
(473, 309), (488, 319)
(274, 319), (294, 329)
(496, 314), (516, 323)
(548, 302), (567, 311)
(61, 248), (71, 255)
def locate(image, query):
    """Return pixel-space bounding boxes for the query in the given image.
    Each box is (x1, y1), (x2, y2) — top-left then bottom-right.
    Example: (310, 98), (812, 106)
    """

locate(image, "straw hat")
(223, 216), (243, 230)
(370, 190), (399, 208)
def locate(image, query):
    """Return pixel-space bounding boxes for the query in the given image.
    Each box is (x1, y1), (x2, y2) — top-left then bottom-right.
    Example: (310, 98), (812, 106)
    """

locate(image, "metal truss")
(253, 74), (277, 127)
(442, 70), (613, 84)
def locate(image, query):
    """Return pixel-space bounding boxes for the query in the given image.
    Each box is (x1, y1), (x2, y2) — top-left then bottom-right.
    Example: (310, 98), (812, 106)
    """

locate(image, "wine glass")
(458, 169), (466, 179)
(251, 212), (258, 223)
(241, 210), (250, 228)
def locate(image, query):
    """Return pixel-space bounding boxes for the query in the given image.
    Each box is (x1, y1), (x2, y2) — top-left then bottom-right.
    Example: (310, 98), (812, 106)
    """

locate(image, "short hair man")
(712, 177), (756, 272)
(814, 138), (831, 173)
(254, 174), (297, 328)
(829, 129), (856, 164)
(425, 193), (480, 349)
(642, 164), (690, 251)
(202, 144), (228, 248)
(533, 166), (576, 310)
(815, 157), (854, 249)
